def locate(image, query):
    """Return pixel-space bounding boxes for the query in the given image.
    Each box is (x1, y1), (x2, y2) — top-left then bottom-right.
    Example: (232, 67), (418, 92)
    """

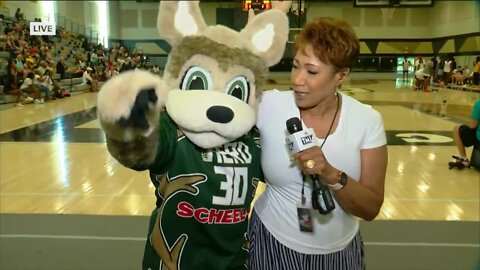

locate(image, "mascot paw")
(97, 70), (166, 140)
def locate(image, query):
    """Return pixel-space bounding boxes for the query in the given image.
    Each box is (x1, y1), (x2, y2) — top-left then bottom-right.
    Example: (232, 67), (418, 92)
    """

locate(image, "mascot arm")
(97, 70), (168, 171)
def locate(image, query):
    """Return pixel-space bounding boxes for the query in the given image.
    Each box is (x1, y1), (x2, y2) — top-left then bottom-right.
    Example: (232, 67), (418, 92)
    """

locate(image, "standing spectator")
(56, 57), (69, 79)
(402, 57), (411, 81)
(414, 56), (424, 72)
(444, 56), (453, 84)
(436, 56), (444, 84)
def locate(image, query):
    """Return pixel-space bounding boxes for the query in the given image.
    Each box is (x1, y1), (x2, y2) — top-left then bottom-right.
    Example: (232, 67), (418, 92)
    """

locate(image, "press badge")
(297, 204), (314, 233)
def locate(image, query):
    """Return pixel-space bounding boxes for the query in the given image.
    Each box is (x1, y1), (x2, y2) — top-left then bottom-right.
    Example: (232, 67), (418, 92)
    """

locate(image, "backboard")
(354, 0), (434, 8)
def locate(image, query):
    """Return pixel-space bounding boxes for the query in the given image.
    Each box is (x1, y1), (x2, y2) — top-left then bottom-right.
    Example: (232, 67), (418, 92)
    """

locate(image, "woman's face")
(291, 44), (343, 109)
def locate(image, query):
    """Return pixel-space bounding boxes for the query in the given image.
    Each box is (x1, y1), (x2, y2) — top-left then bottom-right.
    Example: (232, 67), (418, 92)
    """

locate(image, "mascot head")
(157, 1), (290, 149)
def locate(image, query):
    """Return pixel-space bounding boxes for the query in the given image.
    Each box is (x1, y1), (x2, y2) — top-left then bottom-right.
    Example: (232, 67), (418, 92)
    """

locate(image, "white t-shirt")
(415, 68), (430, 79)
(255, 90), (386, 254)
(444, 60), (452, 73)
(20, 77), (34, 90)
(82, 71), (92, 84)
(34, 74), (53, 89)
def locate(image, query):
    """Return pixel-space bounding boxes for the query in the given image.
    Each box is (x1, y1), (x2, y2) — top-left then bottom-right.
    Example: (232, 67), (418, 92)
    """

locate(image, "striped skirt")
(248, 210), (365, 270)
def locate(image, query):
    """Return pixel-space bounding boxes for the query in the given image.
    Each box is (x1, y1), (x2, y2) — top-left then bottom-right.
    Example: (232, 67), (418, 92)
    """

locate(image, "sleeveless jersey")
(147, 114), (263, 270)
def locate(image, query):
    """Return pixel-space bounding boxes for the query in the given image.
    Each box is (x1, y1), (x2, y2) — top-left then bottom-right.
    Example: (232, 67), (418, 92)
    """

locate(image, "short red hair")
(295, 17), (360, 70)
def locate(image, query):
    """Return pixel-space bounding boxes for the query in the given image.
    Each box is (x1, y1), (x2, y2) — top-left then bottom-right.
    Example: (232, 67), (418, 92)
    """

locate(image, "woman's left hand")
(291, 146), (337, 184)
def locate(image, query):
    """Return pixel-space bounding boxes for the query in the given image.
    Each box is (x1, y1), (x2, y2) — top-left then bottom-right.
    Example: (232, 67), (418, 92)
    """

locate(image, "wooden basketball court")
(0, 72), (478, 269)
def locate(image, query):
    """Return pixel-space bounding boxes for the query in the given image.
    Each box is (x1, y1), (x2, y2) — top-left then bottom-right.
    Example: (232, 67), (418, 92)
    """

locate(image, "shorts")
(459, 125), (479, 147)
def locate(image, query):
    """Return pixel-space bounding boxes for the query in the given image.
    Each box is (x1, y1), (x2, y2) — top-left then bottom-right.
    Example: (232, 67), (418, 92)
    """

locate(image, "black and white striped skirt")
(248, 210), (365, 270)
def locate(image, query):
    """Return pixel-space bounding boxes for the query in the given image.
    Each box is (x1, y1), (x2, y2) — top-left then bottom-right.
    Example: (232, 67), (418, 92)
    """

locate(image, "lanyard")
(300, 93), (340, 209)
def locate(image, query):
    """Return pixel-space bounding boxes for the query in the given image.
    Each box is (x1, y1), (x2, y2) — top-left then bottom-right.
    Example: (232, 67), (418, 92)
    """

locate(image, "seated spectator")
(450, 99), (480, 167)
(14, 53), (29, 79)
(451, 69), (466, 85)
(35, 69), (54, 101)
(20, 72), (43, 104)
(69, 65), (84, 78)
(82, 67), (99, 92)
(14, 8), (24, 21)
(35, 61), (52, 77)
(33, 71), (53, 101)
(119, 57), (134, 73)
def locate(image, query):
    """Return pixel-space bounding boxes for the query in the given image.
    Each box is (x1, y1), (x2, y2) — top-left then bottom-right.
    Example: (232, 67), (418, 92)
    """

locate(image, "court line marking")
(365, 242), (479, 248)
(0, 193), (478, 203)
(0, 234), (145, 241)
(0, 234), (478, 248)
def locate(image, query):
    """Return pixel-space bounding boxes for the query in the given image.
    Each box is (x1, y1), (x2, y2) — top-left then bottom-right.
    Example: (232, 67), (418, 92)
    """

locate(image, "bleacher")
(0, 10), (96, 105)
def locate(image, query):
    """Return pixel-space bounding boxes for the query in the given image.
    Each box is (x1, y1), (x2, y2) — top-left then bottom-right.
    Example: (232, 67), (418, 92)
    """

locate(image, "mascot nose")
(206, 106), (234, 124)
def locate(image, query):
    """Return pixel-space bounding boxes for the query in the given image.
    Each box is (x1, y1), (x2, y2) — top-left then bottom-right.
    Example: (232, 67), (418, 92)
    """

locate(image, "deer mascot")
(97, 1), (290, 269)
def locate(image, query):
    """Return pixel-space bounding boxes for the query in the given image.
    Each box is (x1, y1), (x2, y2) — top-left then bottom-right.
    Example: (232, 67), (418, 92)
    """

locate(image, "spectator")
(20, 72), (43, 104)
(56, 57), (69, 79)
(450, 99), (480, 167)
(6, 58), (30, 106)
(82, 67), (99, 92)
(14, 8), (24, 21)
(33, 70), (52, 101)
(414, 68), (430, 91)
(402, 57), (411, 81)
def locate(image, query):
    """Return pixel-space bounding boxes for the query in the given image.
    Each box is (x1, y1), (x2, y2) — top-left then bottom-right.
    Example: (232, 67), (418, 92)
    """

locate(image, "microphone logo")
(300, 135), (314, 145)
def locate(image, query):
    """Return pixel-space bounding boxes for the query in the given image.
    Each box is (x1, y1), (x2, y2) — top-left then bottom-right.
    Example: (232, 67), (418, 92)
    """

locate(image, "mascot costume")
(97, 1), (290, 269)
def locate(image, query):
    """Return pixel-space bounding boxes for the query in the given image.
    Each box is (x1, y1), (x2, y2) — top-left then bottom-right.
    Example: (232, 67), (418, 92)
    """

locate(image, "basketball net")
(381, 7), (395, 21)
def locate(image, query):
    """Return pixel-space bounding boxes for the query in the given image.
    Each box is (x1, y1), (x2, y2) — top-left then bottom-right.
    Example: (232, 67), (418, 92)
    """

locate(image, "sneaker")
(15, 103), (24, 107)
(461, 158), (470, 166)
(34, 99), (44, 104)
(24, 97), (33, 102)
(449, 156), (469, 169)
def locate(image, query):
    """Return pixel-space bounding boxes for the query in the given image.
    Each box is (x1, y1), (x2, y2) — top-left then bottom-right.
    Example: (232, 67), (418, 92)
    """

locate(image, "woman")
(6, 58), (26, 106)
(250, 17), (388, 269)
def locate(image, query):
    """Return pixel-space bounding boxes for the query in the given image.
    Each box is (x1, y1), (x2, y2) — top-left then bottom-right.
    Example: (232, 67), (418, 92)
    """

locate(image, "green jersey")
(143, 114), (262, 270)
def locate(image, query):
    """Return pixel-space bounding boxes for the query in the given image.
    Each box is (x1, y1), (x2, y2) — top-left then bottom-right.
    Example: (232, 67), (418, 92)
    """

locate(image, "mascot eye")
(181, 66), (212, 90)
(225, 76), (250, 102)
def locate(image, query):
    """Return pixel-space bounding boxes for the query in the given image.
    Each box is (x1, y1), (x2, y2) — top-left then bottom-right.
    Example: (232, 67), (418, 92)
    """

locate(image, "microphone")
(286, 117), (335, 215)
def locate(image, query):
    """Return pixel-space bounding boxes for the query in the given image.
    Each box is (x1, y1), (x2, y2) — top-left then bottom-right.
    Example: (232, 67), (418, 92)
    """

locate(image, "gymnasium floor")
(0, 72), (478, 270)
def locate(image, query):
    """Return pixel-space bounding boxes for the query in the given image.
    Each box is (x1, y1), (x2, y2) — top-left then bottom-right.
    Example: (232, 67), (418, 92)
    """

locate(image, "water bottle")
(440, 97), (447, 117)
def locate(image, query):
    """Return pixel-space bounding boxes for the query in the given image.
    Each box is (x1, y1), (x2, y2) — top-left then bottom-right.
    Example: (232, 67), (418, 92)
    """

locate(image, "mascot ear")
(157, 1), (207, 46)
(241, 9), (290, 67)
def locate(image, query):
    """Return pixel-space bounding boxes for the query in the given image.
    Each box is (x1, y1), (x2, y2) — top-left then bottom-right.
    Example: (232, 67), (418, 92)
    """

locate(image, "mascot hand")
(97, 70), (166, 142)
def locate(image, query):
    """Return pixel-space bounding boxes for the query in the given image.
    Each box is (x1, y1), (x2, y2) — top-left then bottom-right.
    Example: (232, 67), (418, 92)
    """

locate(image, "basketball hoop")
(381, 7), (395, 21)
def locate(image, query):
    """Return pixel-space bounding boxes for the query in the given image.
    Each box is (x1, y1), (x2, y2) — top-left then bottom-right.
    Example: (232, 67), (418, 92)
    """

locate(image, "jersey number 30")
(212, 166), (248, 206)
